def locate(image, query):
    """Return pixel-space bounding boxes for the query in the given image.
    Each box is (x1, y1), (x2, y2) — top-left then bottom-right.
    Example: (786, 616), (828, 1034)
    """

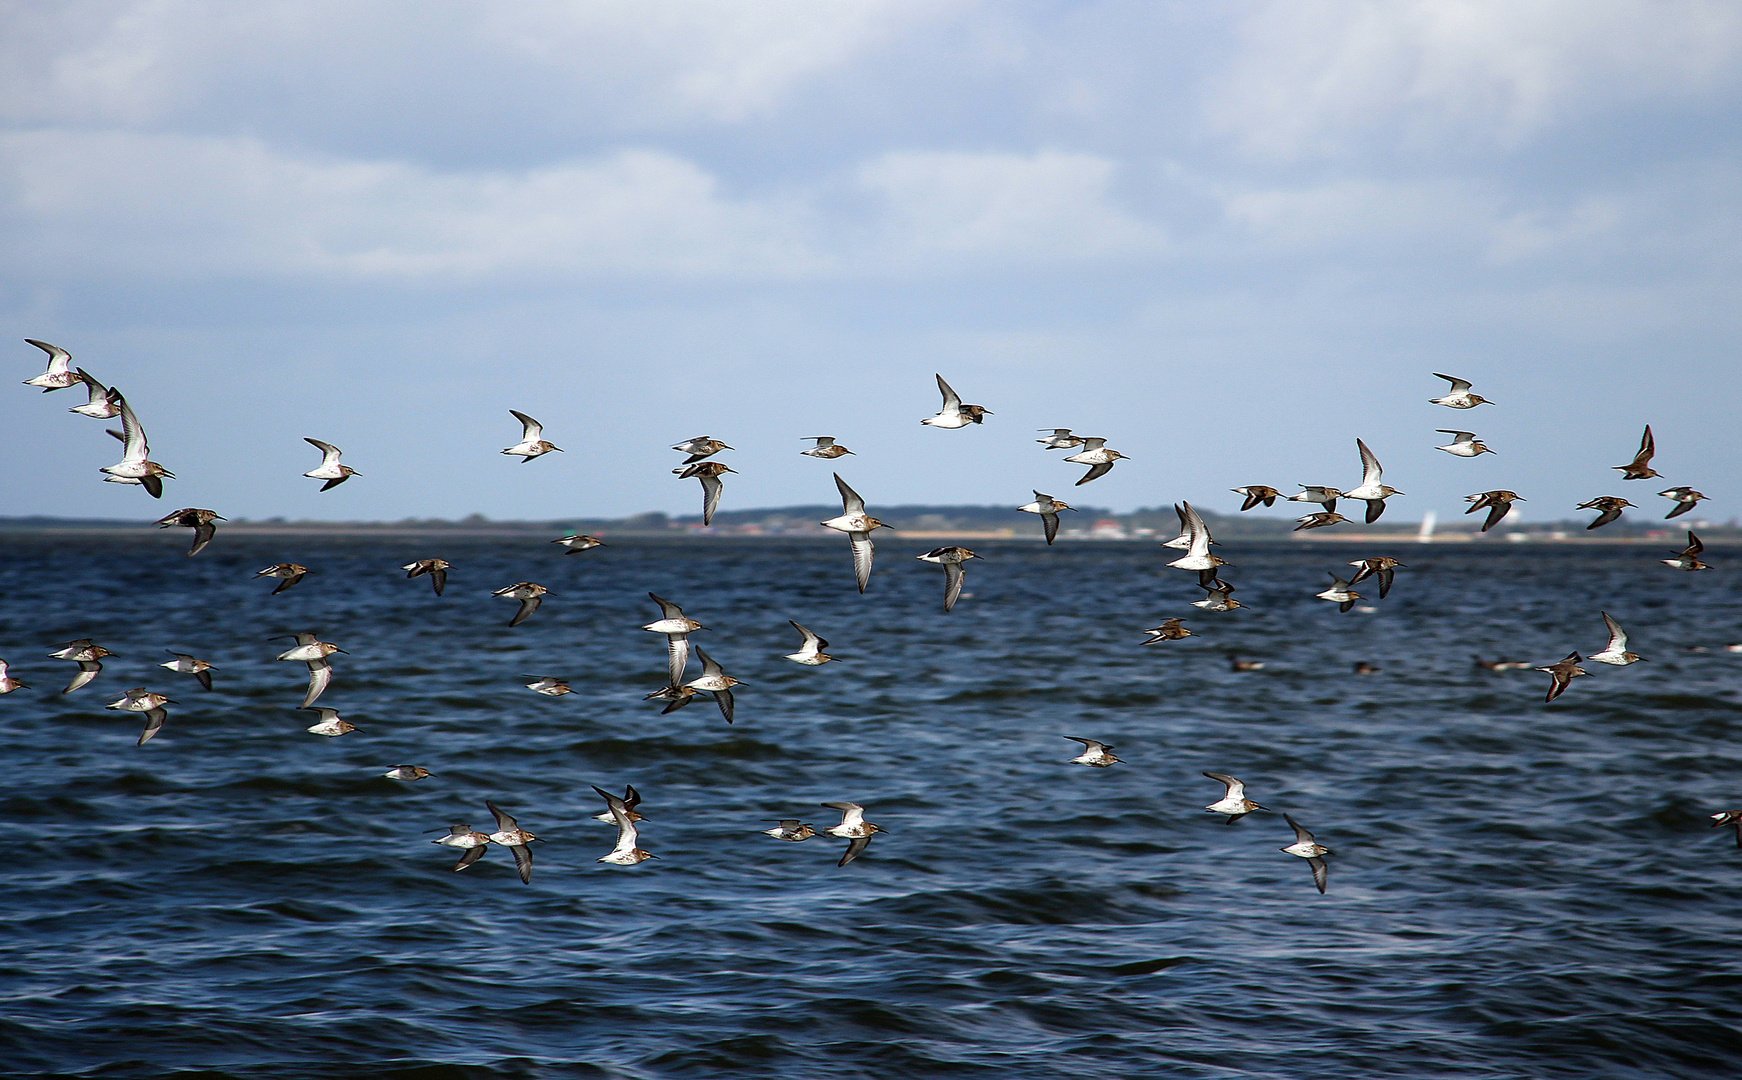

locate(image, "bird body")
(1344, 439), (1403, 522)
(100, 397), (173, 498)
(1436, 430), (1493, 457)
(784, 621), (836, 665)
(1017, 491), (1074, 545)
(683, 647), (741, 724)
(23, 339), (79, 390)
(922, 374), (990, 428)
(1036, 428), (1085, 450)
(493, 582), (549, 626)
(1663, 532), (1708, 571)
(1658, 487), (1705, 520)
(1316, 573), (1361, 613)
(1347, 557), (1404, 599)
(69, 369), (123, 418)
(302, 438), (359, 490)
(402, 558), (452, 595)
(643, 593), (705, 687)
(1537, 652), (1589, 702)
(155, 508), (223, 557)
(1143, 618), (1193, 643)
(916, 546), (980, 612)
(256, 563), (308, 594)
(1064, 736), (1120, 767)
(672, 435), (732, 464)
(801, 436), (853, 459)
(819, 474), (887, 592)
(501, 410), (561, 461)
(1204, 773), (1265, 823)
(1062, 437), (1126, 485)
(1613, 425), (1659, 480)
(1429, 373), (1491, 409)
(486, 801), (540, 882)
(821, 801), (882, 867)
(304, 707), (358, 736)
(1465, 491), (1524, 532)
(1166, 503), (1227, 573)
(1577, 497), (1634, 530)
(160, 651), (215, 691)
(1589, 612), (1644, 666)
(1231, 485), (1279, 510)
(1281, 814), (1332, 893)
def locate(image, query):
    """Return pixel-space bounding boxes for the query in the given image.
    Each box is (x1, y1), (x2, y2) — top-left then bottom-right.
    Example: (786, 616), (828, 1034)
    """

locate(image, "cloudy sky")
(3, 0), (1739, 524)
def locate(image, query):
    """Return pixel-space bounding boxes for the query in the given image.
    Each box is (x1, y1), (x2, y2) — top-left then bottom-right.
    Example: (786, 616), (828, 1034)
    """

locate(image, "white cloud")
(1208, 0), (1742, 159)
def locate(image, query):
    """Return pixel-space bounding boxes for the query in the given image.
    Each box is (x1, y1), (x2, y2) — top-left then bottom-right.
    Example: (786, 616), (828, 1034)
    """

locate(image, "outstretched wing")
(849, 533), (875, 593)
(486, 801), (519, 833)
(1434, 373), (1472, 394)
(935, 373), (961, 410)
(1356, 438), (1382, 488)
(1308, 856), (1328, 894)
(302, 659), (332, 707)
(839, 835), (871, 867)
(1601, 611), (1627, 653)
(509, 595), (542, 626)
(834, 473), (866, 515)
(1203, 772), (1243, 799)
(1041, 511), (1059, 545)
(510, 410), (543, 442)
(666, 635), (690, 688)
(942, 561), (965, 612)
(305, 438), (343, 469)
(1482, 501), (1510, 532)
(117, 396), (148, 461)
(698, 471), (724, 525)
(1076, 461), (1112, 486)
(27, 339), (72, 376)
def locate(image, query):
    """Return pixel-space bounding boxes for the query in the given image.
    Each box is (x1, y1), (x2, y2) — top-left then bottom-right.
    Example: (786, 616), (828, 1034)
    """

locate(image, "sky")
(2, 0), (1740, 525)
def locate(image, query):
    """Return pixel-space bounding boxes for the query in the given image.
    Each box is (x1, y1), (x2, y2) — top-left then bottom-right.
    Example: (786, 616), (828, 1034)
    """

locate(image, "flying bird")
(1536, 652), (1589, 703)
(819, 474), (888, 593)
(384, 765), (432, 782)
(1036, 428), (1085, 450)
(916, 546), (981, 613)
(1203, 773), (1266, 824)
(1316, 572), (1361, 613)
(49, 639), (114, 694)
(106, 688), (173, 745)
(100, 396), (173, 498)
(1166, 503), (1227, 574)
(1658, 487), (1705, 520)
(1143, 618), (1193, 643)
(1294, 512), (1347, 532)
(1231, 485), (1280, 511)
(1344, 439), (1403, 522)
(763, 820), (817, 842)
(159, 650), (216, 691)
(1347, 557), (1404, 599)
(304, 706), (359, 736)
(1289, 485), (1342, 514)
(486, 801), (541, 883)
(1576, 496), (1634, 530)
(1192, 578), (1243, 612)
(674, 461), (735, 525)
(302, 438), (359, 490)
(1663, 531), (1708, 572)
(683, 647), (742, 724)
(431, 824), (491, 871)
(820, 802), (883, 867)
(1429, 373), (1492, 409)
(155, 508), (224, 557)
(1280, 814), (1333, 893)
(551, 533), (605, 554)
(402, 558), (452, 595)
(69, 369), (123, 419)
(1063, 736), (1120, 767)
(1062, 437), (1127, 485)
(643, 593), (706, 688)
(591, 785), (646, 826)
(1464, 491), (1524, 533)
(921, 374), (991, 428)
(594, 787), (657, 866)
(1612, 425), (1659, 480)
(492, 582), (549, 627)
(1435, 430), (1494, 457)
(23, 338), (80, 391)
(784, 621), (837, 666)
(275, 631), (345, 708)
(501, 410), (561, 461)
(522, 675), (572, 697)
(800, 436), (854, 459)
(255, 563), (308, 594)
(1588, 612), (1645, 666)
(0, 659), (26, 695)
(672, 435), (732, 464)
(1016, 491), (1074, 545)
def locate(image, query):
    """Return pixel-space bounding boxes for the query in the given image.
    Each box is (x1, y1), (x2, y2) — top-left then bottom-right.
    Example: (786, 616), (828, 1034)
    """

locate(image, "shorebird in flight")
(763, 820), (817, 842)
(1036, 428), (1085, 450)
(402, 558), (451, 596)
(1663, 532), (1709, 572)
(674, 461), (735, 526)
(683, 647), (742, 724)
(22, 339), (79, 391)
(275, 631), (345, 707)
(643, 593), (705, 688)
(522, 675), (572, 697)
(0, 659), (26, 695)
(69, 369), (123, 418)
(1294, 511), (1347, 531)
(1344, 439), (1403, 522)
(101, 397), (173, 498)
(1231, 485), (1279, 511)
(493, 582), (549, 627)
(1429, 373), (1492, 409)
(432, 824), (491, 871)
(1658, 487), (1705, 520)
(1192, 578), (1242, 612)
(501, 410), (561, 462)
(592, 785), (646, 826)
(1203, 773), (1265, 824)
(1316, 572), (1361, 613)
(1347, 557), (1404, 599)
(1465, 491), (1524, 533)
(801, 436), (854, 459)
(1063, 736), (1120, 767)
(820, 474), (888, 593)
(384, 765), (432, 781)
(1435, 430), (1494, 458)
(784, 621), (837, 666)
(551, 533), (604, 554)
(1588, 612), (1645, 666)
(1289, 485), (1341, 514)
(1711, 811), (1742, 849)
(486, 801), (541, 882)
(1281, 814), (1332, 893)
(1576, 496), (1634, 530)
(821, 802), (883, 867)
(594, 787), (657, 866)
(1062, 437), (1127, 485)
(643, 683), (697, 714)
(304, 707), (359, 736)
(917, 546), (981, 613)
(672, 435), (732, 464)
(1537, 652), (1589, 702)
(49, 639), (114, 695)
(160, 650), (216, 691)
(922, 374), (991, 428)
(1166, 503), (1228, 575)
(1612, 425), (1660, 480)
(155, 508), (223, 557)
(1143, 618), (1193, 643)
(255, 563), (308, 594)
(302, 439), (359, 490)
(1017, 491), (1074, 545)
(107, 688), (173, 745)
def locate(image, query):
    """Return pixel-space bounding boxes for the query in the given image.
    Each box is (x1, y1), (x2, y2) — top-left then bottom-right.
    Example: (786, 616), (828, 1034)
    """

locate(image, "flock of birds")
(4, 347), (1731, 891)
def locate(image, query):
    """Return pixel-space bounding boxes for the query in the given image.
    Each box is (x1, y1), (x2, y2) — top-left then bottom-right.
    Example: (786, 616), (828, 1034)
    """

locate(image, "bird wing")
(622, 785), (642, 812)
(1601, 611), (1627, 653)
(610, 802), (640, 853)
(695, 647), (724, 680)
(935, 373), (961, 410)
(1482, 501), (1510, 532)
(509, 843), (533, 883)
(510, 410), (543, 442)
(650, 593), (686, 622)
(1377, 567), (1395, 599)
(509, 596), (542, 626)
(1204, 772), (1243, 799)
(839, 835), (871, 867)
(430, 568), (446, 596)
(302, 659), (333, 707)
(943, 561), (965, 612)
(1182, 502), (1210, 558)
(1365, 499), (1385, 524)
(117, 396), (148, 461)
(821, 802), (865, 828)
(75, 368), (107, 400)
(455, 845), (488, 870)
(1686, 531), (1704, 555)
(666, 634), (690, 688)
(1042, 511), (1059, 545)
(835, 473), (866, 515)
(487, 801), (519, 833)
(28, 339), (72, 375)
(1079, 437), (1106, 451)
(1076, 461), (1112, 486)
(138, 708), (167, 745)
(698, 471), (724, 525)
(1357, 438), (1382, 488)
(1435, 373), (1472, 394)
(1284, 814), (1315, 845)
(791, 621), (823, 651)
(713, 687), (735, 724)
(305, 438), (342, 469)
(1309, 856), (1328, 894)
(1635, 424), (1655, 465)
(1438, 429), (1475, 441)
(849, 533), (875, 593)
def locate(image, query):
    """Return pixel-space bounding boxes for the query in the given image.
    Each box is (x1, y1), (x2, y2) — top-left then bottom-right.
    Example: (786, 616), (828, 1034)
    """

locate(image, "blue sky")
(3, 1), (1739, 524)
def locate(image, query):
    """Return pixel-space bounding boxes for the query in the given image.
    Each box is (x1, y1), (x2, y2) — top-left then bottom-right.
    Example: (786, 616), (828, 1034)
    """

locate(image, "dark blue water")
(2, 532), (1740, 1079)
